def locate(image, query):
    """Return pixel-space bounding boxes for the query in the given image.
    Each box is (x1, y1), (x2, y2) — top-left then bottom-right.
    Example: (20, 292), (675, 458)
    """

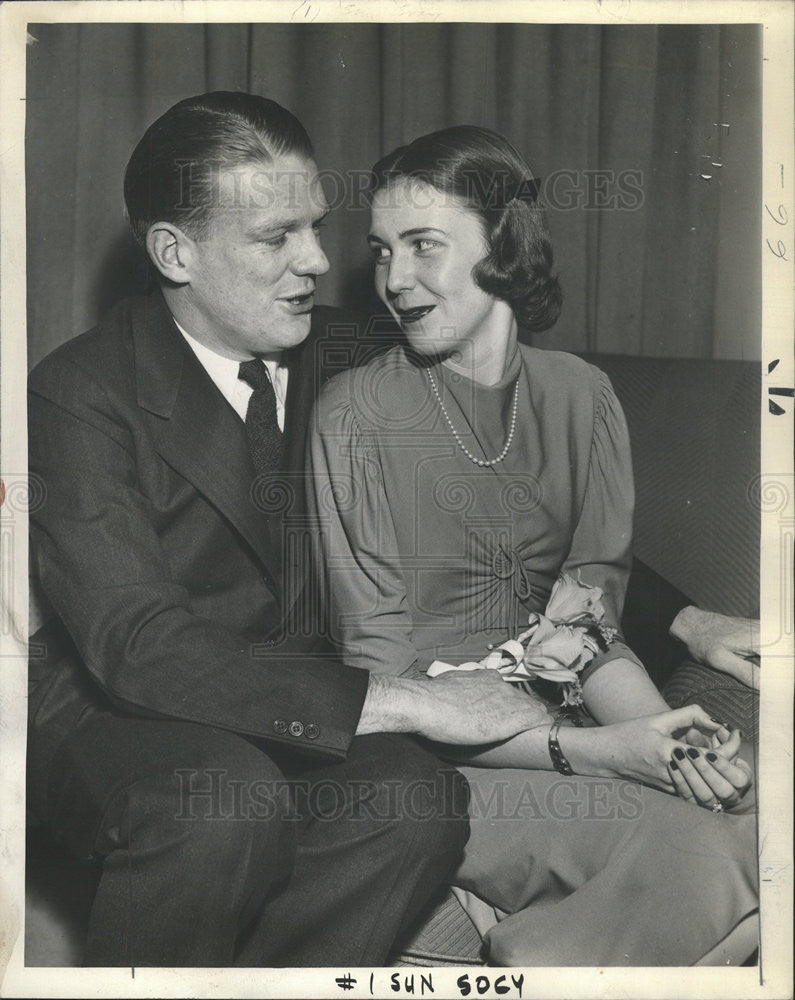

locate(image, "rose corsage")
(426, 572), (618, 707)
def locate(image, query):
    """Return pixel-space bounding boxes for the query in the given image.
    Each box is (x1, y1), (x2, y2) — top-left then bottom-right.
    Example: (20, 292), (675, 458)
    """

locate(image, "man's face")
(181, 153), (330, 359)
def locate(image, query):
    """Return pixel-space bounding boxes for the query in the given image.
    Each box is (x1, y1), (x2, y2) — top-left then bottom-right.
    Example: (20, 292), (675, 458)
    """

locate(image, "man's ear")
(146, 222), (194, 284)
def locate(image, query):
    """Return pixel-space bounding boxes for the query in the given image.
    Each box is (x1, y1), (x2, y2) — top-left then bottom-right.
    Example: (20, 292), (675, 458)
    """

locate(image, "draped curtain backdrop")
(26, 22), (761, 367)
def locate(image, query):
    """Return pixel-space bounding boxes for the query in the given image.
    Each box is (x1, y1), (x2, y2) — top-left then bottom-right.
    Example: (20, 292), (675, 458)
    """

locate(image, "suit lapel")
(131, 293), (281, 585)
(130, 299), (352, 605)
(275, 313), (331, 620)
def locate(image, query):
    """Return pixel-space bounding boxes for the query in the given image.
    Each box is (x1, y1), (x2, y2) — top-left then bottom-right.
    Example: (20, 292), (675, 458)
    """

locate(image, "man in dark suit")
(27, 92), (551, 968)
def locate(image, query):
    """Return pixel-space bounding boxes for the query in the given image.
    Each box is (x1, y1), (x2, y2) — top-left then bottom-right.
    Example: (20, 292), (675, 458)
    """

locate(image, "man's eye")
(264, 233), (288, 249)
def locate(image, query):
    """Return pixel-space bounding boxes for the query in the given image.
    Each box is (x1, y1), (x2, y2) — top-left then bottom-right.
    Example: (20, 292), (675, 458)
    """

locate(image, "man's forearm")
(356, 671), (553, 745)
(355, 674), (419, 734)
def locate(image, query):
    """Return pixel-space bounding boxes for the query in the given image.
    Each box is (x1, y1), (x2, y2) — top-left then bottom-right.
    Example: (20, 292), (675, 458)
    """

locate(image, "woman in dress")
(307, 126), (758, 966)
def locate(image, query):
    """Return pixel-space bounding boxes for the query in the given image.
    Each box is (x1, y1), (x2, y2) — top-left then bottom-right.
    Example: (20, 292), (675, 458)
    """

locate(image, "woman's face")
(368, 180), (511, 366)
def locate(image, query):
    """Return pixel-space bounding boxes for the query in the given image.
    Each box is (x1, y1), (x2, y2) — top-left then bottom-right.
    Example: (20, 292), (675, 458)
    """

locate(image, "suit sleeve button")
(289, 721), (304, 737)
(305, 723), (320, 739)
(273, 719), (287, 735)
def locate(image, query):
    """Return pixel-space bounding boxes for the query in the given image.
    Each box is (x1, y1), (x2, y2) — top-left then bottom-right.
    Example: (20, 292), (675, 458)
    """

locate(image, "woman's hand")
(681, 720), (742, 756)
(667, 728), (753, 812)
(578, 705), (753, 810)
(587, 704), (724, 793)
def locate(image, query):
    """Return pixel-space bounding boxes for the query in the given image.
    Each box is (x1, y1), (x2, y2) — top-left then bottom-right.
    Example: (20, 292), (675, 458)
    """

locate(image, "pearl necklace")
(425, 367), (519, 467)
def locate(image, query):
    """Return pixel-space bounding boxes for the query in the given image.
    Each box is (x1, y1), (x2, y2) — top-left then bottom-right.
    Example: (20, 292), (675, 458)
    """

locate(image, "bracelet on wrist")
(548, 715), (576, 775)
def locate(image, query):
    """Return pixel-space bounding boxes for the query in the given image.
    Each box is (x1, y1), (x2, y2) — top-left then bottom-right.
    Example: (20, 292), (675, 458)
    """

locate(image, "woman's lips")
(396, 305), (436, 325)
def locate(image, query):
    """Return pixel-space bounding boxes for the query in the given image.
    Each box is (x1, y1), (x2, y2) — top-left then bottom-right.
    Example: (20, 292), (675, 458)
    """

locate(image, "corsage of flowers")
(427, 572), (618, 707)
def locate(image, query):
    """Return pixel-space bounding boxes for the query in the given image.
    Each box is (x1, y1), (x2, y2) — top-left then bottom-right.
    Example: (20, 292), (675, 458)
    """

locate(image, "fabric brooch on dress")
(427, 572), (617, 706)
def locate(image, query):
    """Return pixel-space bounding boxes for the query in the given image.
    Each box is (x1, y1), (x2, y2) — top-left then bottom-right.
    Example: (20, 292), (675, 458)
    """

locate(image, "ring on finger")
(709, 800), (724, 813)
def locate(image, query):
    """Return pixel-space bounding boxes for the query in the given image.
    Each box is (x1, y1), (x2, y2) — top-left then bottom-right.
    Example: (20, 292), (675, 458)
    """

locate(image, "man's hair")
(370, 125), (561, 333)
(124, 91), (314, 248)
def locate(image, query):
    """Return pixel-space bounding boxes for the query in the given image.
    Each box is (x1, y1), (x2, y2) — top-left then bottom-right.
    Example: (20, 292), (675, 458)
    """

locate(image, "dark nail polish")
(673, 747), (686, 760)
(687, 747), (700, 760)
(670, 760), (679, 771)
(706, 752), (718, 762)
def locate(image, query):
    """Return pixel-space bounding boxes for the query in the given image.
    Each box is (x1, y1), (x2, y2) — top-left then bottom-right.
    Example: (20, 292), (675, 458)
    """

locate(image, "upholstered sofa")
(24, 352), (760, 967)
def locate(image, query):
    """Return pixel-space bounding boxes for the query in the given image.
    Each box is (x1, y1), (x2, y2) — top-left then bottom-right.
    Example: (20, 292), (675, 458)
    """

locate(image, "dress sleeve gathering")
(307, 379), (420, 676)
(560, 369), (645, 682)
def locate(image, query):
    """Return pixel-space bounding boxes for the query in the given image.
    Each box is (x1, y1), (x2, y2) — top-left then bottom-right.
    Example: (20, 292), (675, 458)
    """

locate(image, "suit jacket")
(28, 291), (373, 800)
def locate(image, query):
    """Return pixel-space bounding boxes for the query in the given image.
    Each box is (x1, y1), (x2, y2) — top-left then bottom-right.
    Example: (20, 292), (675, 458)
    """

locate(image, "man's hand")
(670, 606), (760, 689)
(356, 671), (553, 743)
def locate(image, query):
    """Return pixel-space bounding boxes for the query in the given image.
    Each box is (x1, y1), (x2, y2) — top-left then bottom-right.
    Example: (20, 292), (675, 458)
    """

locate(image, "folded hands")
(588, 705), (753, 812)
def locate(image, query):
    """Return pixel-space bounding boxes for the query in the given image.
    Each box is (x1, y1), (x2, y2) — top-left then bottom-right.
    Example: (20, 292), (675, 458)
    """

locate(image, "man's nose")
(293, 232), (329, 276)
(384, 252), (415, 296)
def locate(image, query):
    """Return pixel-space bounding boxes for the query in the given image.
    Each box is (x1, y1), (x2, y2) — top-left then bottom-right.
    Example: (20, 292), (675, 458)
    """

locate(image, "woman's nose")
(384, 252), (415, 296)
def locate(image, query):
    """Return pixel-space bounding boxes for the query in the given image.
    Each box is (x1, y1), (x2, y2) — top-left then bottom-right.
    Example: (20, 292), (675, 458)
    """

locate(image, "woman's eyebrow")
(399, 226), (447, 239)
(367, 226), (447, 242)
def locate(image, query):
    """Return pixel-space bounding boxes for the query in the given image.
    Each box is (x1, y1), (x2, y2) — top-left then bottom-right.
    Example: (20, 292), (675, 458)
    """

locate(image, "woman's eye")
(414, 238), (440, 253)
(370, 245), (391, 263)
(312, 222), (326, 238)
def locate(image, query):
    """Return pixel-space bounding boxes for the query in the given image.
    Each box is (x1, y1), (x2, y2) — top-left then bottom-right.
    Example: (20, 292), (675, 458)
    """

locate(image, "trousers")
(35, 712), (470, 967)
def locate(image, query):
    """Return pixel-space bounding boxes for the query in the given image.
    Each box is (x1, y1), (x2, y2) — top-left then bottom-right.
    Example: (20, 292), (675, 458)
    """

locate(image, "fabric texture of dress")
(309, 343), (639, 678)
(308, 343), (758, 966)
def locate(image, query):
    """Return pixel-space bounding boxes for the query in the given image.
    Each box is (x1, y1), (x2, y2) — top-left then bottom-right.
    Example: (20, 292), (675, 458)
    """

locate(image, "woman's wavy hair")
(370, 126), (562, 333)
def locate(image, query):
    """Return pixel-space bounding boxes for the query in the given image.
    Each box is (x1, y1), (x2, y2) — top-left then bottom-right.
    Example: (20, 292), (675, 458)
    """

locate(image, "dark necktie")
(238, 359), (283, 476)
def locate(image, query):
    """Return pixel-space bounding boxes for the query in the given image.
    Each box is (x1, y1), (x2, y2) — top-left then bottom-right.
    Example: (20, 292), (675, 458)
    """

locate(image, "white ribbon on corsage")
(427, 572), (618, 706)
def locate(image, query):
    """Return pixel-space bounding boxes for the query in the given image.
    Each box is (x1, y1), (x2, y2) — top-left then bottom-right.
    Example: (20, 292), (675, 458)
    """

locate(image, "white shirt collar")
(172, 317), (288, 429)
